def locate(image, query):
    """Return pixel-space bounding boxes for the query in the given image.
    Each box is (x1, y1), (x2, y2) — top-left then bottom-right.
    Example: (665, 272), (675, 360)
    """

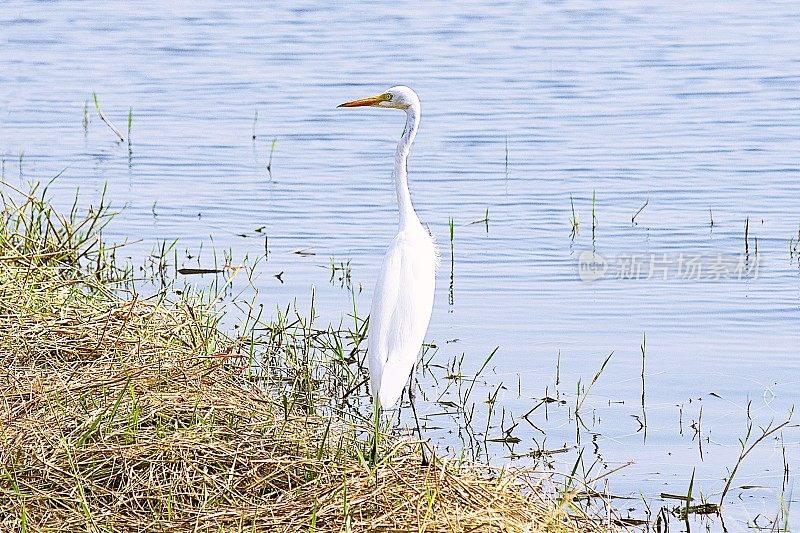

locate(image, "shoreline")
(0, 184), (617, 532)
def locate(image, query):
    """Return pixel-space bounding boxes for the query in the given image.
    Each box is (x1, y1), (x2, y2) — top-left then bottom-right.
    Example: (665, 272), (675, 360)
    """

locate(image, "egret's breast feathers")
(423, 223), (441, 271)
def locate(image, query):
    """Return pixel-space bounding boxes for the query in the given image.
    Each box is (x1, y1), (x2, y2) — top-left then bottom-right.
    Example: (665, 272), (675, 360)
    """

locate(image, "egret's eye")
(385, 93), (393, 101)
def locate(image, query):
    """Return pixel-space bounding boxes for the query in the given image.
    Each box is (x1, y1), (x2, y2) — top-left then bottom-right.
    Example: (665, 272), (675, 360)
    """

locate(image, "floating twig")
(92, 92), (125, 142)
(632, 197), (649, 224)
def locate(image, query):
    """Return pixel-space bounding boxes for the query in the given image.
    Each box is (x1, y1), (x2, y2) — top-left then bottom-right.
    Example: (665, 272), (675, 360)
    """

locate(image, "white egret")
(338, 86), (436, 465)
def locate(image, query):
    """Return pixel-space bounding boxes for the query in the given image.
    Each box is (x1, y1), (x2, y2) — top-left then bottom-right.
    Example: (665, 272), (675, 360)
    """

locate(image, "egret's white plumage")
(338, 86), (437, 410)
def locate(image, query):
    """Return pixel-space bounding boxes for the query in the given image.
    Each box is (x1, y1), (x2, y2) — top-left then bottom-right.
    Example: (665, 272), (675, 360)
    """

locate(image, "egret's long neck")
(394, 104), (420, 229)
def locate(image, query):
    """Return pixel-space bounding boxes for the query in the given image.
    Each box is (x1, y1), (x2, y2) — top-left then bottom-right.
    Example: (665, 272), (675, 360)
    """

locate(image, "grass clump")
(0, 181), (618, 532)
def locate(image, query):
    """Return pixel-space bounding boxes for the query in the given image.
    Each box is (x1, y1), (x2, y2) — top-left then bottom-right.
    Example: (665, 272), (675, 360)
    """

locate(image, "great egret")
(338, 86), (436, 465)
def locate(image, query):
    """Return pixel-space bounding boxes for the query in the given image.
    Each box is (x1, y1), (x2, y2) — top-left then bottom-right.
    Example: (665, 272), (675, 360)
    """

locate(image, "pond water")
(2, 1), (799, 529)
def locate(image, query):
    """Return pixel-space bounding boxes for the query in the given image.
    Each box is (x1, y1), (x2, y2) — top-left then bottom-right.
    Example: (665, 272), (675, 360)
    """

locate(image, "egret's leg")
(408, 374), (430, 466)
(393, 389), (404, 429)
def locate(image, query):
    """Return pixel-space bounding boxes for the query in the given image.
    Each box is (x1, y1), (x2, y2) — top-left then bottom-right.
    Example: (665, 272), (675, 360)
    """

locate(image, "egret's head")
(338, 85), (419, 111)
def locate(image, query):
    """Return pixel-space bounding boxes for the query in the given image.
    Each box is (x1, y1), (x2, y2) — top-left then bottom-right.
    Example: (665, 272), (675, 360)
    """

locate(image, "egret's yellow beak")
(337, 93), (391, 108)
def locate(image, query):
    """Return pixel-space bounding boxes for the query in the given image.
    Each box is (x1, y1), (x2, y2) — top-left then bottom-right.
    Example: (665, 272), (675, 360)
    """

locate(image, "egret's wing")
(367, 232), (436, 408)
(367, 242), (401, 401)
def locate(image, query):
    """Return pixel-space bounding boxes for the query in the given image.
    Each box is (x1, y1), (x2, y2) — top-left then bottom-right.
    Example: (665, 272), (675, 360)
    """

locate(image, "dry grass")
(0, 183), (619, 532)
